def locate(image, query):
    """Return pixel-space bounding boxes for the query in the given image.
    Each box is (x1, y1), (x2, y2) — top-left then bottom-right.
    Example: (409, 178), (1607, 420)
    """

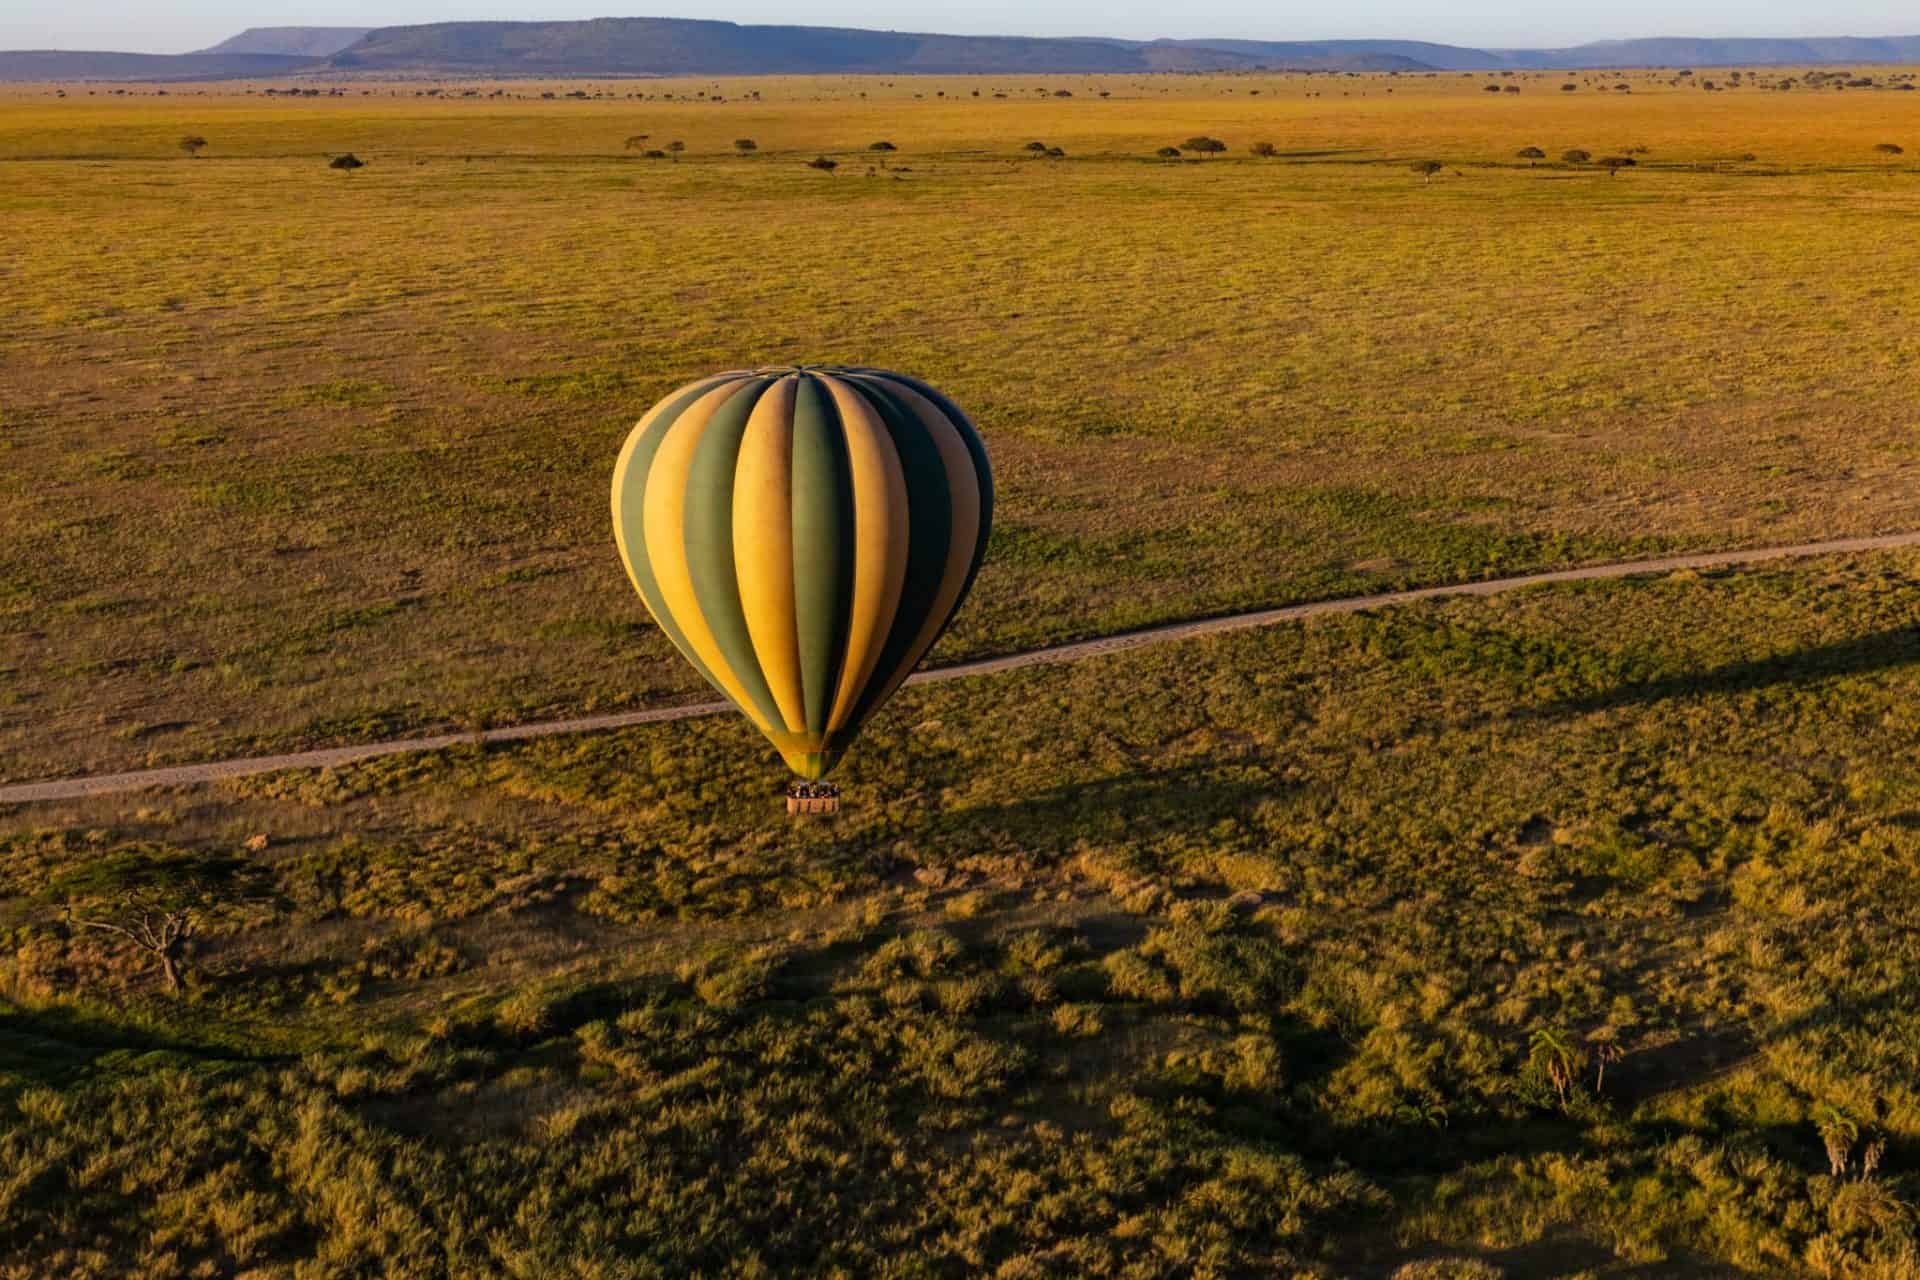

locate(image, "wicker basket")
(785, 783), (840, 816)
(786, 794), (838, 815)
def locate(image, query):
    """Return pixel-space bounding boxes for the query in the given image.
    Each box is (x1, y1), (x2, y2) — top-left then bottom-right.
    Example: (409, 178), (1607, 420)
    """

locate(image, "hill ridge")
(5, 18), (1920, 81)
(196, 27), (371, 57)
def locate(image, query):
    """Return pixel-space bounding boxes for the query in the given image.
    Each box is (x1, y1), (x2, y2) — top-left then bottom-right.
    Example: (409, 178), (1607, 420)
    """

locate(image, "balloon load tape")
(785, 781), (840, 816)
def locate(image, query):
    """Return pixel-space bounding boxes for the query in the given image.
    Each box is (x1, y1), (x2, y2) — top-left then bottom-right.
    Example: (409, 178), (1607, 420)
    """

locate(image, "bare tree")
(66, 891), (197, 993)
(1591, 1035), (1623, 1093)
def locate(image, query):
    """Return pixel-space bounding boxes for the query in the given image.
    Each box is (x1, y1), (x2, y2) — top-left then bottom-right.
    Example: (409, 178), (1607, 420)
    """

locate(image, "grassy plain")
(5, 69), (1920, 1276)
(2, 71), (1919, 779)
(10, 550), (1920, 1274)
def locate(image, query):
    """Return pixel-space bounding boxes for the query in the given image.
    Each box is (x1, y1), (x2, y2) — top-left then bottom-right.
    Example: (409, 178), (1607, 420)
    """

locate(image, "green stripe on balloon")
(616, 376), (742, 698)
(841, 375), (955, 734)
(850, 368), (994, 672)
(683, 376), (787, 733)
(789, 374), (856, 740)
(876, 370), (994, 578)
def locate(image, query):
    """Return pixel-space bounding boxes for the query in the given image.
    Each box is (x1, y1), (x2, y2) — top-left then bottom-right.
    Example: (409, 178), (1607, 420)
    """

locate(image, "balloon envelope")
(612, 367), (993, 780)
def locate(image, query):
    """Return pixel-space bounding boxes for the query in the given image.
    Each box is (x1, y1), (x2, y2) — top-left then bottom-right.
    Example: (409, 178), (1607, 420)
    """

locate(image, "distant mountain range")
(5, 17), (1920, 81)
(197, 27), (371, 57)
(1522, 35), (1920, 67)
(0, 50), (318, 81)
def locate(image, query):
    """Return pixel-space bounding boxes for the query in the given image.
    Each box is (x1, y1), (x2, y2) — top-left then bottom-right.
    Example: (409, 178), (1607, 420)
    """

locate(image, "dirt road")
(7, 530), (1919, 806)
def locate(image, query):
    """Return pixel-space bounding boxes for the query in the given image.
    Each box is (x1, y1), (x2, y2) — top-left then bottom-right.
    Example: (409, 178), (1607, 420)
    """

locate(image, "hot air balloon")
(611, 367), (993, 813)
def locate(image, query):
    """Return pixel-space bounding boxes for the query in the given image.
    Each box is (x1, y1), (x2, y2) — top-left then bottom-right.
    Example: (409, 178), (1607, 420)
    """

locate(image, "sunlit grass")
(4, 74), (1919, 779)
(9, 552), (1920, 1272)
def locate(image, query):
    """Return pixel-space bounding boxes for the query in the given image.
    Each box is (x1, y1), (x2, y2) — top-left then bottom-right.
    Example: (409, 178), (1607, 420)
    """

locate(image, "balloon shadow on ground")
(1528, 625), (1920, 722)
(940, 760), (1295, 853)
(0, 1001), (278, 1086)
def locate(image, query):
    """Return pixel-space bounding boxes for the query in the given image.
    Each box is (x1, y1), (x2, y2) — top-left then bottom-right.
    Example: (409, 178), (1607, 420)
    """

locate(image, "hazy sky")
(6, 0), (1920, 54)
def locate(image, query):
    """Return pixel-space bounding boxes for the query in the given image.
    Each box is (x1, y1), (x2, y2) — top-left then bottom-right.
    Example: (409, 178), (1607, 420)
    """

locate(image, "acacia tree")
(1411, 159), (1444, 183)
(807, 156), (838, 174)
(1562, 148), (1592, 164)
(1248, 140), (1277, 157)
(623, 134), (650, 150)
(1598, 155), (1636, 177)
(667, 140), (685, 162)
(328, 153), (365, 173)
(178, 135), (208, 158)
(1155, 146), (1181, 159)
(66, 892), (196, 992)
(1516, 146), (1545, 165)
(1181, 136), (1226, 157)
(1875, 142), (1905, 155)
(58, 852), (265, 995)
(733, 138), (757, 154)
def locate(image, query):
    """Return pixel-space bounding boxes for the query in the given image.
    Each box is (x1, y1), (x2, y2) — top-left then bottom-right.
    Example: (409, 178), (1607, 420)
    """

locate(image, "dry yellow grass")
(1, 71), (1918, 780)
(5, 68), (1917, 161)
(7, 71), (1920, 1276)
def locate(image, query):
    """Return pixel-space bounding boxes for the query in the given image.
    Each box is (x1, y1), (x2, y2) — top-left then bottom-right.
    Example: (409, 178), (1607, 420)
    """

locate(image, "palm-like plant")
(1814, 1104), (1859, 1177)
(1527, 1026), (1587, 1104)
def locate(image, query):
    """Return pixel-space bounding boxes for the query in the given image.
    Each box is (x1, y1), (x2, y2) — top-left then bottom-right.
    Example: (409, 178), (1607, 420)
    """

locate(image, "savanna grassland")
(2, 69), (1918, 779)
(5, 68), (1920, 1278)
(12, 552), (1920, 1275)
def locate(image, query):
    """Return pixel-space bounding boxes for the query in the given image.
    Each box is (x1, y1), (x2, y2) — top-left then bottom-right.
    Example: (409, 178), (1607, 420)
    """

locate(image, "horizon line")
(10, 17), (1920, 59)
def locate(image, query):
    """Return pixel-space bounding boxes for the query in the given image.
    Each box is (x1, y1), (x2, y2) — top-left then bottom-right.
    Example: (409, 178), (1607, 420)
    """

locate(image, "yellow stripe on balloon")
(818, 374), (910, 734)
(848, 376), (983, 716)
(731, 376), (808, 735)
(642, 379), (779, 736)
(610, 371), (739, 602)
